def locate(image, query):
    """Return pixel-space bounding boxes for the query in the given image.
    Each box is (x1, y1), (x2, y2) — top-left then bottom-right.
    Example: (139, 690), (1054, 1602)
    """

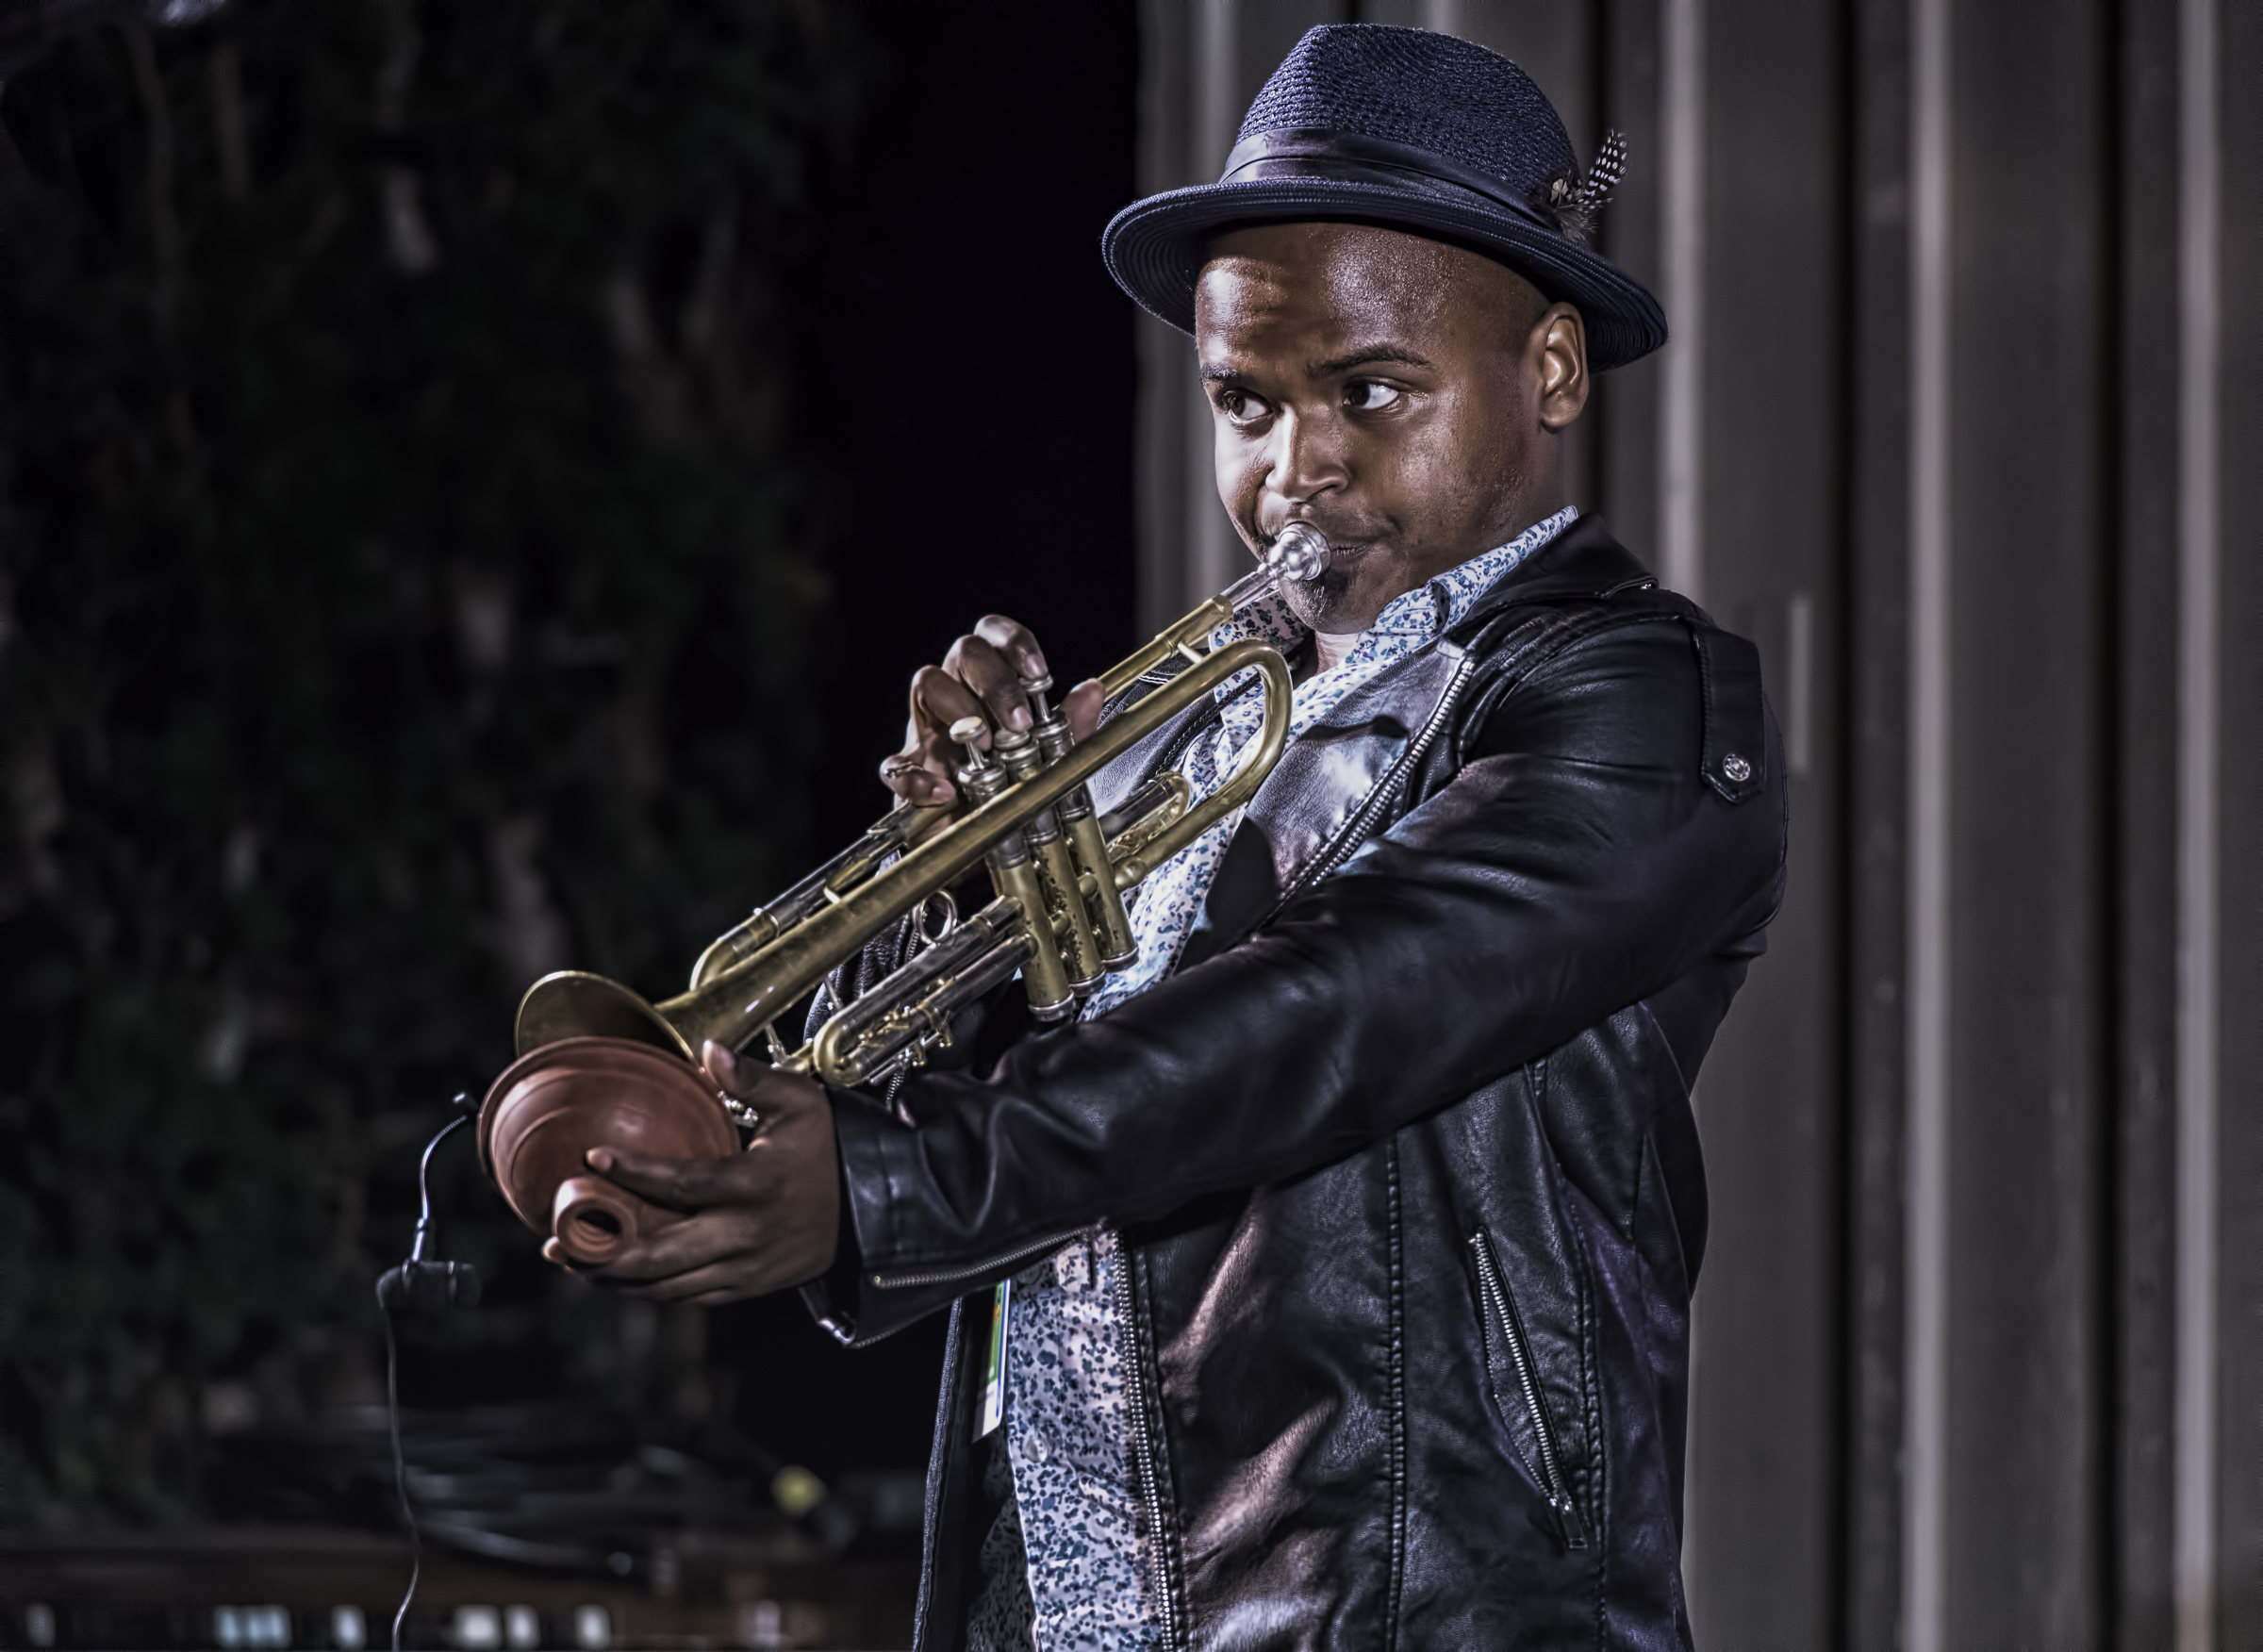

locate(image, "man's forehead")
(1199, 223), (1451, 307)
(1195, 224), (1461, 371)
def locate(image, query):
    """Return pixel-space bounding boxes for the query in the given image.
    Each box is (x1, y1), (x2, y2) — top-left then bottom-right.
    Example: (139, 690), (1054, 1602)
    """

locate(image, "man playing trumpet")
(561, 25), (1784, 1650)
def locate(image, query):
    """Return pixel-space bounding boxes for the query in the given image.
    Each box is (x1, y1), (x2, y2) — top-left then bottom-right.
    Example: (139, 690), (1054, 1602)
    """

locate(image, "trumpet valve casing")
(954, 719), (1077, 1020)
(994, 721), (1104, 994)
(1038, 712), (1138, 974)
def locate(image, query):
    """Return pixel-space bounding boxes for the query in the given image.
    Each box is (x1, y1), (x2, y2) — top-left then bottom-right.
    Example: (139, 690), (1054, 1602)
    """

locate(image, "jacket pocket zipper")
(867, 1225), (1097, 1293)
(1274, 647), (1476, 911)
(1468, 1228), (1588, 1549)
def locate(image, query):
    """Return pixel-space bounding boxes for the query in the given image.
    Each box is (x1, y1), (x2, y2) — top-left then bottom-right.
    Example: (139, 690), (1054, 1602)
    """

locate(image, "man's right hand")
(880, 615), (1106, 807)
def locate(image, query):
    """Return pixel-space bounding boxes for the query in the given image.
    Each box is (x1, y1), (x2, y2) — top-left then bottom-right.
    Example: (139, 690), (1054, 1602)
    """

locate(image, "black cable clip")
(375, 1094), (483, 1313)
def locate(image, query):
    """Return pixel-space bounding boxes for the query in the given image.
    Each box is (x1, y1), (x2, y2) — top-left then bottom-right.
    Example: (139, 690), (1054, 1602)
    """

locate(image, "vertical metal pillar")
(1657, 0), (1705, 603)
(2172, 0), (2221, 1646)
(1901, 0), (1952, 1642)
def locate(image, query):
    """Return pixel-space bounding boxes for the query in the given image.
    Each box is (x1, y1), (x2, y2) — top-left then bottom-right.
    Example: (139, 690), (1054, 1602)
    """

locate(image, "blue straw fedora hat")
(1102, 24), (1667, 372)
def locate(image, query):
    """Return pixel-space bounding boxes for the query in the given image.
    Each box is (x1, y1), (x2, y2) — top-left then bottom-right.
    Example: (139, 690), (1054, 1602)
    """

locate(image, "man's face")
(1195, 222), (1587, 634)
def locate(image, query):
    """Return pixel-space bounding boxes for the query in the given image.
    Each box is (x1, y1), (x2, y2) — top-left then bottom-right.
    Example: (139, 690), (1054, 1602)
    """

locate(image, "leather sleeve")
(825, 614), (1786, 1341)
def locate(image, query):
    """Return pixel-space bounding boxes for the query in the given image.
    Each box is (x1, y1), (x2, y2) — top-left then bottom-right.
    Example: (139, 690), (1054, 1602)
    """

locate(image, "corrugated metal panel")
(1129, 2), (2256, 1641)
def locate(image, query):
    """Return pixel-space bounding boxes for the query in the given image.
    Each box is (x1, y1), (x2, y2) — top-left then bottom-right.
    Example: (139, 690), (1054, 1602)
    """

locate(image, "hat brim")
(1102, 176), (1667, 372)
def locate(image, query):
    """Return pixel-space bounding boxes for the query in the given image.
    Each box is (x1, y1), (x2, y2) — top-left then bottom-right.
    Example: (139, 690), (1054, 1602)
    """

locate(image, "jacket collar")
(1447, 511), (1657, 639)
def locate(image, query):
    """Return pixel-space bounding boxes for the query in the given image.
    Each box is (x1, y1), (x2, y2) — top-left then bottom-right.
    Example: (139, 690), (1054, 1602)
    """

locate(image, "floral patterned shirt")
(969, 509), (1580, 1650)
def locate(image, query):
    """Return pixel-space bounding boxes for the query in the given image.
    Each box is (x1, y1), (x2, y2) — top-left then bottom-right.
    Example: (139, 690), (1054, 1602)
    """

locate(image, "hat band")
(1219, 127), (1560, 234)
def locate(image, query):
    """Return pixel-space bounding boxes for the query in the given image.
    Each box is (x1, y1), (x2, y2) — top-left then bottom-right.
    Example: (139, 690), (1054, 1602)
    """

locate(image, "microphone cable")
(384, 1306), (419, 1652)
(375, 1100), (482, 1652)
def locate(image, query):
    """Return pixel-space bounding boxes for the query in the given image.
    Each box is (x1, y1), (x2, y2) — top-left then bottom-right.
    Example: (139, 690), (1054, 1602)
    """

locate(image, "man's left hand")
(543, 1042), (840, 1306)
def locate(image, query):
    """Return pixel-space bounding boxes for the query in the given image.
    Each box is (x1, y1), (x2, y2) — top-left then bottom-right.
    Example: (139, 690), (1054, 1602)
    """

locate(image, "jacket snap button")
(1721, 753), (1752, 784)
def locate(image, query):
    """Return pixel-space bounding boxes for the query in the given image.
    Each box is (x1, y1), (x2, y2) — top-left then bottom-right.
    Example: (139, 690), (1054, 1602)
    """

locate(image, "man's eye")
(1216, 389), (1266, 424)
(1345, 380), (1403, 412)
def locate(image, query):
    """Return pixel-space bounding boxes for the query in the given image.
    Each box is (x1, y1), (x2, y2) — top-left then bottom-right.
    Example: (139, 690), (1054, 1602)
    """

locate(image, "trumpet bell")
(515, 969), (691, 1061)
(477, 1034), (738, 1264)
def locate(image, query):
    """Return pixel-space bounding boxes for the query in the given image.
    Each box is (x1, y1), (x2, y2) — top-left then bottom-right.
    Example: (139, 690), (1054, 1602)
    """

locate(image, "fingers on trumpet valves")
(907, 658), (990, 746)
(972, 614), (1048, 689)
(917, 656), (1146, 1018)
(1016, 658), (1110, 749)
(1064, 681), (1108, 740)
(881, 756), (954, 809)
(882, 708), (958, 803)
(943, 622), (1041, 733)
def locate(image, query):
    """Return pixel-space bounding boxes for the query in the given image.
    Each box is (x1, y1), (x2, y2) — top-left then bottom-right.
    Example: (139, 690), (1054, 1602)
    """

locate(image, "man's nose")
(1264, 407), (1349, 513)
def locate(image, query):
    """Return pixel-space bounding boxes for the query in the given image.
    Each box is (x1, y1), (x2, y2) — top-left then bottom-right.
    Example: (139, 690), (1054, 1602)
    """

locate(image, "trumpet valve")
(990, 722), (1041, 779)
(949, 716), (990, 767)
(950, 717), (1011, 802)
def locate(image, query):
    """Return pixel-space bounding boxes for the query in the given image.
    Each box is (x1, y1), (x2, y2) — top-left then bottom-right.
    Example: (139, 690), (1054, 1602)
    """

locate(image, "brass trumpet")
(508, 524), (1329, 1093)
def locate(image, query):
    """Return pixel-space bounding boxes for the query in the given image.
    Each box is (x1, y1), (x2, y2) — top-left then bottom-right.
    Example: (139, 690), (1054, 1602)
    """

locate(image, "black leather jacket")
(805, 516), (1787, 1650)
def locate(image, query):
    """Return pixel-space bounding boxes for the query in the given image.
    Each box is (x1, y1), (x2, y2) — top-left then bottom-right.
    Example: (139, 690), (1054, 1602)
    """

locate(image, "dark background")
(0, 0), (1137, 1531)
(791, 8), (1139, 851)
(728, 0), (1139, 1484)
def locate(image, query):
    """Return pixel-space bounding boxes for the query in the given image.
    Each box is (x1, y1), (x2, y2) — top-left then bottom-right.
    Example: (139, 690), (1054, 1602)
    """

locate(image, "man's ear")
(1535, 304), (1590, 430)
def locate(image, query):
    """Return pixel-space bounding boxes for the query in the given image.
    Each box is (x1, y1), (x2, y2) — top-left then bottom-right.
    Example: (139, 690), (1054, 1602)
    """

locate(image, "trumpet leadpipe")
(1093, 525), (1329, 702)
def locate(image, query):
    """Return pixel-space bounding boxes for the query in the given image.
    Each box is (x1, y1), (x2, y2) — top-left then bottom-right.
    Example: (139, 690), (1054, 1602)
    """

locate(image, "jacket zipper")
(1275, 649), (1477, 910)
(867, 1225), (1095, 1293)
(1113, 1231), (1182, 1648)
(1468, 1228), (1588, 1549)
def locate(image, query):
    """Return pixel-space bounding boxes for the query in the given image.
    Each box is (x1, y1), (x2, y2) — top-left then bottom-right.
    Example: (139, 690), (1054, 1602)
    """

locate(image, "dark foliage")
(0, 0), (864, 1521)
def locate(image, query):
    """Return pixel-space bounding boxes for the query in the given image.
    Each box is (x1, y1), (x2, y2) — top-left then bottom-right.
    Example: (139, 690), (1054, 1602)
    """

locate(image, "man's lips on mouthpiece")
(1265, 524), (1380, 560)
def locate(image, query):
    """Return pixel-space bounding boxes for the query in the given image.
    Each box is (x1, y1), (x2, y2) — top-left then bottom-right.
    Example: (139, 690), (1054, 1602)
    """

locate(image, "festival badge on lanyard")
(976, 1279), (1011, 1439)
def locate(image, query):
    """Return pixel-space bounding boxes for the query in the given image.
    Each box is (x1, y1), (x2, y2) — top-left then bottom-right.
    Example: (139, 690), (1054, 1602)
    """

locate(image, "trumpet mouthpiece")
(1267, 522), (1329, 583)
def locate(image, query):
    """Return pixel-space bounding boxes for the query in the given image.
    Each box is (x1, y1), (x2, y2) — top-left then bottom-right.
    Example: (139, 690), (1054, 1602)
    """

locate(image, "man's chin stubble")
(1280, 563), (1376, 635)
